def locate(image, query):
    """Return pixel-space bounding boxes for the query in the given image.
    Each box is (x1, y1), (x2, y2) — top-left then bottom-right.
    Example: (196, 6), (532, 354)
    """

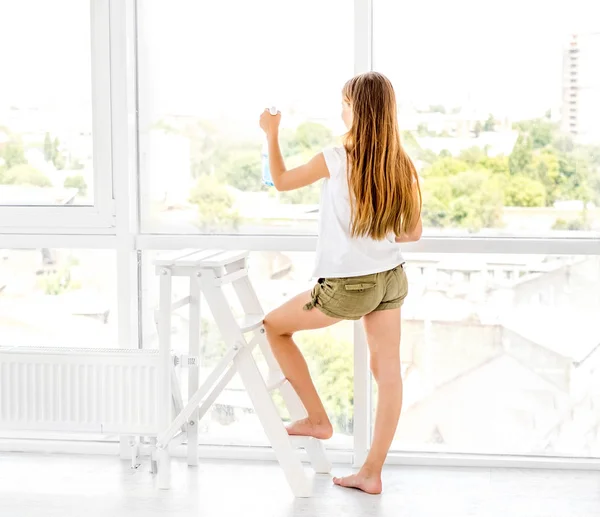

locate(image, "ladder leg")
(235, 346), (312, 497)
(279, 378), (331, 474)
(157, 268), (173, 490)
(156, 447), (171, 490)
(187, 276), (201, 466)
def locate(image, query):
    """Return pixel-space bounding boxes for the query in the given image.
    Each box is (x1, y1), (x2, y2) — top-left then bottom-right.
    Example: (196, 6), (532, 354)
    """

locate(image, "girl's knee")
(263, 312), (292, 338)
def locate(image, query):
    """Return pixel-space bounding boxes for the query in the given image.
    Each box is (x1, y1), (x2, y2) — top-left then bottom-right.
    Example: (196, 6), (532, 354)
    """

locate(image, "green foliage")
(504, 175), (546, 207)
(483, 114), (495, 132)
(509, 135), (533, 174)
(514, 118), (555, 149)
(278, 183), (321, 205)
(422, 169), (504, 231)
(298, 330), (354, 434)
(458, 147), (487, 166)
(44, 132), (54, 162)
(448, 171), (504, 230)
(64, 175), (88, 197)
(478, 155), (510, 175)
(294, 122), (333, 151)
(1, 139), (26, 169)
(552, 216), (590, 231)
(2, 164), (51, 187)
(214, 146), (263, 192)
(38, 268), (80, 296)
(525, 150), (561, 205)
(422, 156), (468, 177)
(189, 175), (240, 231)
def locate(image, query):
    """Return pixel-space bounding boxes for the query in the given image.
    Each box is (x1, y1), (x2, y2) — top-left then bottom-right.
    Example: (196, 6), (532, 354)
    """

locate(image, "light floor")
(1, 452), (599, 517)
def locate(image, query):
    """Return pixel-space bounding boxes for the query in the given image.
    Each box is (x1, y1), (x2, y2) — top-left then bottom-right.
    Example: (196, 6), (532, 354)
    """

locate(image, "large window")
(0, 249), (118, 347)
(0, 0), (113, 229)
(0, 1), (94, 207)
(138, 0), (353, 234)
(1, 0), (598, 468)
(378, 253), (600, 457)
(374, 0), (600, 237)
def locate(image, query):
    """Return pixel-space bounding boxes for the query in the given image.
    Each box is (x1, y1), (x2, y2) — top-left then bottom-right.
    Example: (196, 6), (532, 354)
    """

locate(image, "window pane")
(143, 251), (353, 449)
(138, 0), (352, 234)
(0, 1), (94, 206)
(0, 249), (117, 347)
(374, 0), (600, 236)
(376, 253), (600, 457)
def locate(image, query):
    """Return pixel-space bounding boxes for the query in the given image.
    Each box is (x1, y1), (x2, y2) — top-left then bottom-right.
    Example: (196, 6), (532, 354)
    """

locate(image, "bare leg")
(263, 290), (340, 439)
(334, 307), (402, 494)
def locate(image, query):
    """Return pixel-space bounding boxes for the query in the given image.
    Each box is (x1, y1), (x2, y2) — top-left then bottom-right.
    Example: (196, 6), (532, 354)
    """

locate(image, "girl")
(259, 72), (422, 495)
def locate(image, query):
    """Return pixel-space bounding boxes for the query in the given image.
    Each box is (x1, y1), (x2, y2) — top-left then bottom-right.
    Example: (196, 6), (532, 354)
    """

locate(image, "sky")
(1, 0), (599, 131)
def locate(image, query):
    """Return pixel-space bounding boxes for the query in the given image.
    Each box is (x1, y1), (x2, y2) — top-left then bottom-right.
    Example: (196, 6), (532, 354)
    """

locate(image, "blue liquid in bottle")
(262, 142), (273, 187)
(261, 106), (278, 187)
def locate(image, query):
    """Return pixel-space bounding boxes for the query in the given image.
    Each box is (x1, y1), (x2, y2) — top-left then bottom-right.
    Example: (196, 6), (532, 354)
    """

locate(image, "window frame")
(0, 0), (115, 231)
(0, 0), (599, 470)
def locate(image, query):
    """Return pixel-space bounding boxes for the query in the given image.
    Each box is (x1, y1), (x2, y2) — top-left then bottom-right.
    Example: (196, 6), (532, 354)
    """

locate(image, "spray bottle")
(261, 106), (278, 187)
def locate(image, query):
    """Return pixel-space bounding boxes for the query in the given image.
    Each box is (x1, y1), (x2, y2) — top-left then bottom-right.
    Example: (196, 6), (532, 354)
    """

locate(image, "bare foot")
(286, 417), (333, 440)
(333, 470), (382, 495)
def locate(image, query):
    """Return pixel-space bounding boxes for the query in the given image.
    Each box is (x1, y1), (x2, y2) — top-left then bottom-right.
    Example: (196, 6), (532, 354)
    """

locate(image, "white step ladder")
(152, 249), (331, 497)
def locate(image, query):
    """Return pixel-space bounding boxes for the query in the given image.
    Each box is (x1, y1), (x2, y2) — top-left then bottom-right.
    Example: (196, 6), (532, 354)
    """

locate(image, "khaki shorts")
(304, 264), (408, 320)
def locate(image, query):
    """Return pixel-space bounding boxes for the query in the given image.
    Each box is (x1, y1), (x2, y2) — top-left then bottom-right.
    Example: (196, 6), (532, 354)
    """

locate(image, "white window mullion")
(108, 0), (140, 461)
(354, 0), (373, 74)
(108, 0), (140, 351)
(90, 0), (114, 226)
(352, 0), (374, 466)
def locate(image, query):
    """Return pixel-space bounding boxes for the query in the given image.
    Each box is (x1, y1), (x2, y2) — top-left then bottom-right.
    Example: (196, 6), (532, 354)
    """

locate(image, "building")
(561, 33), (600, 144)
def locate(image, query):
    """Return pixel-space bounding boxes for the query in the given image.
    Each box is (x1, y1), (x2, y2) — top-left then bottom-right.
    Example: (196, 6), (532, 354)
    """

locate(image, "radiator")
(0, 347), (161, 435)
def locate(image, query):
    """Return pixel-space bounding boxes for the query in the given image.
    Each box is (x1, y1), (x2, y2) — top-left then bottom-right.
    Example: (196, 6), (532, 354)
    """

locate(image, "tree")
(422, 156), (468, 178)
(448, 170), (504, 231)
(473, 121), (483, 138)
(2, 164), (51, 187)
(189, 176), (240, 231)
(64, 175), (88, 197)
(509, 135), (533, 175)
(421, 177), (452, 228)
(421, 170), (504, 231)
(514, 119), (554, 149)
(483, 114), (495, 132)
(526, 149), (561, 205)
(459, 147), (487, 166)
(294, 122), (333, 151)
(1, 140), (26, 169)
(214, 147), (263, 192)
(478, 155), (510, 176)
(52, 137), (65, 170)
(504, 175), (546, 207)
(43, 132), (54, 162)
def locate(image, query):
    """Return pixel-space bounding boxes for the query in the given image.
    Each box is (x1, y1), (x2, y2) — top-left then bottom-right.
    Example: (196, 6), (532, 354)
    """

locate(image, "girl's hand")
(259, 108), (281, 137)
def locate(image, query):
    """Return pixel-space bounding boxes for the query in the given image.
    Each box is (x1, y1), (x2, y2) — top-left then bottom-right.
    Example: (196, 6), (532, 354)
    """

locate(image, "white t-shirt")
(313, 146), (404, 278)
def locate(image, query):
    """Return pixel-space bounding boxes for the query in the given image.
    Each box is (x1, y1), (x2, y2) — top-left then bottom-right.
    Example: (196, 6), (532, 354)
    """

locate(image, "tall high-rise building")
(561, 33), (600, 144)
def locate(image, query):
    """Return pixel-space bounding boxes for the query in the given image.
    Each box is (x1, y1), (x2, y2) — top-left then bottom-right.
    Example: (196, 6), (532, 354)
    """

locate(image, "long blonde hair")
(342, 72), (421, 240)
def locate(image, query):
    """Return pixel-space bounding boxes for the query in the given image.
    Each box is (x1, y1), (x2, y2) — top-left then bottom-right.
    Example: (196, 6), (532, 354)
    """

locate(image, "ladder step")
(214, 267), (248, 286)
(237, 314), (264, 333)
(153, 249), (202, 266)
(288, 436), (320, 450)
(266, 370), (287, 391)
(199, 250), (248, 268)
